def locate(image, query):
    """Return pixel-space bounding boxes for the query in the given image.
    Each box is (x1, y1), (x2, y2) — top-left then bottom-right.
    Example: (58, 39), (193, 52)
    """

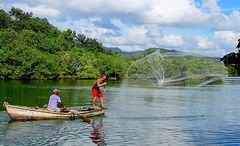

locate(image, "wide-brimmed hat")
(53, 88), (60, 93)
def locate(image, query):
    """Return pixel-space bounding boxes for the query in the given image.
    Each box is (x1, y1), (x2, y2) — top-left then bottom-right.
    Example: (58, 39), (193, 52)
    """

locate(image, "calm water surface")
(0, 78), (240, 145)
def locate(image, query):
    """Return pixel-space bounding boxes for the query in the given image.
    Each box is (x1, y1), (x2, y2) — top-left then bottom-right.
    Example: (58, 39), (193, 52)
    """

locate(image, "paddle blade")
(78, 114), (91, 123)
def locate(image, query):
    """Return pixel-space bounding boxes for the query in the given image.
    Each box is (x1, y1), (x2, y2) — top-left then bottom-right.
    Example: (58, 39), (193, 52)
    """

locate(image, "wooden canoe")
(3, 102), (105, 121)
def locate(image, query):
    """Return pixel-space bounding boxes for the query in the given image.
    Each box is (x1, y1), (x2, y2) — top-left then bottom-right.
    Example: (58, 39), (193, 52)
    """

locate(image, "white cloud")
(103, 19), (184, 50)
(52, 18), (150, 51)
(154, 35), (184, 48)
(193, 46), (227, 57)
(201, 0), (240, 31)
(2, 0), (239, 30)
(142, 0), (209, 25)
(195, 36), (214, 49)
(146, 25), (163, 38)
(1, 0), (239, 29)
(12, 3), (60, 18)
(102, 25), (148, 46)
(214, 31), (240, 49)
(110, 19), (128, 30)
(88, 17), (102, 23)
(107, 19), (184, 49)
(65, 0), (210, 26)
(212, 11), (240, 31)
(53, 18), (113, 39)
(53, 17), (236, 57)
(67, 0), (146, 13)
(202, 0), (221, 13)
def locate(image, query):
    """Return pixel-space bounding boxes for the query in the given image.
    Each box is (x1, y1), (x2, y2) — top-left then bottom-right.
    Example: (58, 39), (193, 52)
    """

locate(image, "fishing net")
(122, 49), (227, 87)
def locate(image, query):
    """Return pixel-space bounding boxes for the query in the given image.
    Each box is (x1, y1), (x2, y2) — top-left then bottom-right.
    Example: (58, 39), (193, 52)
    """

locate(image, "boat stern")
(3, 102), (9, 109)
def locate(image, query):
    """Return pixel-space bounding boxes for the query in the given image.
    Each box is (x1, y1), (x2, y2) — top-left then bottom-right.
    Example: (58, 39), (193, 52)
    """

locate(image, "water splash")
(122, 49), (227, 87)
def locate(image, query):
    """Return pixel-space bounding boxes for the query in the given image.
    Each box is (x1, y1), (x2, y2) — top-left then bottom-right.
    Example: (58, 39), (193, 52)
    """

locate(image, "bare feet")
(100, 105), (105, 110)
(93, 106), (97, 111)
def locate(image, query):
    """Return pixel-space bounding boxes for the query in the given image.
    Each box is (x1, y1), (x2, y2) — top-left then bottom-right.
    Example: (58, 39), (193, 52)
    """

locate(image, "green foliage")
(9, 7), (33, 20)
(124, 48), (158, 60)
(75, 34), (109, 53)
(0, 8), (129, 80)
(163, 57), (227, 78)
(0, 10), (12, 29)
(221, 53), (240, 76)
(226, 65), (240, 76)
(162, 57), (188, 78)
(99, 54), (129, 80)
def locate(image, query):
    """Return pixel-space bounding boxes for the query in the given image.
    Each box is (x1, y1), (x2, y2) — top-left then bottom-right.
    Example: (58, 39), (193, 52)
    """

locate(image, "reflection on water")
(4, 120), (64, 145)
(90, 119), (106, 146)
(1, 119), (94, 146)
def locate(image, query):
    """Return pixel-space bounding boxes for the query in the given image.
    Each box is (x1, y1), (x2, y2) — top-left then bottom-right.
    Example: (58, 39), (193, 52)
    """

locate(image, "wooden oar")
(57, 103), (91, 123)
(68, 110), (91, 123)
(75, 113), (91, 124)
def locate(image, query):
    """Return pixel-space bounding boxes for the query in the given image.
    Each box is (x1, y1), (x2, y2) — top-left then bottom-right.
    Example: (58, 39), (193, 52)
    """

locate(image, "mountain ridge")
(106, 47), (220, 60)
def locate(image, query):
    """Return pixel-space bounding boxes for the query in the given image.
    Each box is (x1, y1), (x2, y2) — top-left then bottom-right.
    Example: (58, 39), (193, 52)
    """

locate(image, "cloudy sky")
(1, 0), (240, 57)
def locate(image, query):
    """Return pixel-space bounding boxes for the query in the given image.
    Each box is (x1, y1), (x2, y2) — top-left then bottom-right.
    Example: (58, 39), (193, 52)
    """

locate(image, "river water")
(0, 78), (240, 145)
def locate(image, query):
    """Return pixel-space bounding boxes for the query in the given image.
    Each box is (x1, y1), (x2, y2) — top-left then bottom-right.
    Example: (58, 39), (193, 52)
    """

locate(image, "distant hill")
(106, 47), (198, 60)
(106, 47), (219, 60)
(106, 47), (180, 55)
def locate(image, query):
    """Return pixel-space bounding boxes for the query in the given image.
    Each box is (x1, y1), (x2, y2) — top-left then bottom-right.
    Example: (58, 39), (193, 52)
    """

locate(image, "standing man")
(92, 74), (107, 110)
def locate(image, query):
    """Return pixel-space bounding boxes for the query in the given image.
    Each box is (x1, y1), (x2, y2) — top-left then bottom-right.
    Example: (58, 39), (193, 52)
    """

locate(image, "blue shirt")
(47, 94), (61, 110)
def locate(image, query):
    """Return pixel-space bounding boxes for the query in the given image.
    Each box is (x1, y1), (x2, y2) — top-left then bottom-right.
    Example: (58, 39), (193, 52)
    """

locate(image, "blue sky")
(1, 0), (240, 57)
(219, 0), (240, 13)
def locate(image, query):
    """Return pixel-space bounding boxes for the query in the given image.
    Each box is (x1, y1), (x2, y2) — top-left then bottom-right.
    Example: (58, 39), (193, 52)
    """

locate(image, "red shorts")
(92, 87), (103, 98)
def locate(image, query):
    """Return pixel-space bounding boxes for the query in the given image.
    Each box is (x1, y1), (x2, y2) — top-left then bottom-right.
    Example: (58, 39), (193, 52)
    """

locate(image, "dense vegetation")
(0, 8), (129, 80)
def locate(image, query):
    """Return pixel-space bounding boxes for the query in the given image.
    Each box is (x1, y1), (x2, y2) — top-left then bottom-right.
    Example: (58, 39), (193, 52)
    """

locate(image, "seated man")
(47, 88), (62, 111)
